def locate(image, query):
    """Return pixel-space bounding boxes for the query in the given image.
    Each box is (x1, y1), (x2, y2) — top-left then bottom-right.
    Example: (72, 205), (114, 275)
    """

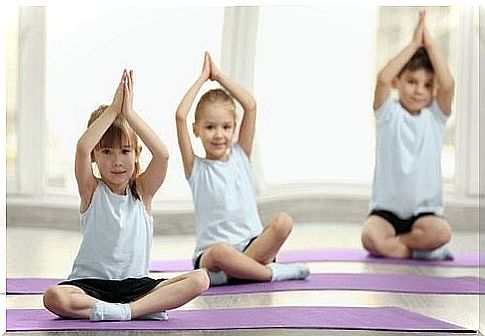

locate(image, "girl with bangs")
(43, 70), (209, 322)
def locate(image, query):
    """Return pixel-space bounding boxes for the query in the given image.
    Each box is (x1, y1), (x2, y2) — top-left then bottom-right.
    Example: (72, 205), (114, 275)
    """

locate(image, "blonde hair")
(194, 88), (236, 122)
(88, 105), (141, 200)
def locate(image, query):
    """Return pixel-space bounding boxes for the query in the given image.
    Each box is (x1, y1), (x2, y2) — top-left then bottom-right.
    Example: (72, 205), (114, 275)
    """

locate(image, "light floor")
(6, 222), (484, 335)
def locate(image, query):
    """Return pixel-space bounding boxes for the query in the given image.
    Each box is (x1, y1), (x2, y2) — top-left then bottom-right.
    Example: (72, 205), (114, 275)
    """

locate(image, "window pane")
(254, 6), (377, 186)
(46, 6), (224, 200)
(377, 6), (456, 182)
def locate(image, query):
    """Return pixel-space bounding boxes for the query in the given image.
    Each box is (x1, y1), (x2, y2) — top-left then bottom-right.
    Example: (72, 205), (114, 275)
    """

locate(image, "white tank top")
(68, 180), (153, 280)
(189, 143), (263, 263)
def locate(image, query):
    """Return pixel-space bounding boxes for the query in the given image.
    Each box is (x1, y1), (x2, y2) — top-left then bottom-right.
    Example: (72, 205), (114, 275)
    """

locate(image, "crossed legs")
(361, 214), (452, 259)
(199, 212), (294, 281)
(43, 269), (209, 319)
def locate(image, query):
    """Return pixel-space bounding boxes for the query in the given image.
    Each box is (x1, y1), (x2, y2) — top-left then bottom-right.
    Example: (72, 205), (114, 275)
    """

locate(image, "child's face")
(94, 144), (136, 194)
(193, 103), (236, 161)
(394, 68), (435, 115)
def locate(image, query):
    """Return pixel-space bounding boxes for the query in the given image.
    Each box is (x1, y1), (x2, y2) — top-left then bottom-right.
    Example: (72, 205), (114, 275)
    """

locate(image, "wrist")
(212, 72), (222, 82)
(105, 106), (120, 117)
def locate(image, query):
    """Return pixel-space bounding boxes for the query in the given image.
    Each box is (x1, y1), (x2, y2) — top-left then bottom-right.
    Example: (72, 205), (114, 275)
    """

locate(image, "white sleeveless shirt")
(189, 144), (263, 263)
(68, 180), (153, 280)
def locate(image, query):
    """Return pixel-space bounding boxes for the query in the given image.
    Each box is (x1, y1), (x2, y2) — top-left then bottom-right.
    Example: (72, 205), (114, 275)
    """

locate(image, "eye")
(122, 149), (132, 154)
(101, 149), (111, 155)
(206, 125), (214, 130)
(224, 125), (233, 130)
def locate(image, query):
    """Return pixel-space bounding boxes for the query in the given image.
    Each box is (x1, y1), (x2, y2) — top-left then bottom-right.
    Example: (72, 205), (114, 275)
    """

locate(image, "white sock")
(137, 311), (169, 320)
(268, 262), (310, 282)
(208, 271), (228, 286)
(412, 244), (453, 261)
(89, 301), (131, 321)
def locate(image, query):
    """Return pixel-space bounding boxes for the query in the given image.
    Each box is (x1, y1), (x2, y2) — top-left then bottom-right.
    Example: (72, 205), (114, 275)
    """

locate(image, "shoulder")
(231, 143), (249, 162)
(427, 99), (448, 125)
(188, 154), (205, 184)
(375, 96), (399, 122)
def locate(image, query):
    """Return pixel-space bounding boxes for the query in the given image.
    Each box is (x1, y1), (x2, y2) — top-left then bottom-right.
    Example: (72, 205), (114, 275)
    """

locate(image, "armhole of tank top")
(80, 179), (100, 218)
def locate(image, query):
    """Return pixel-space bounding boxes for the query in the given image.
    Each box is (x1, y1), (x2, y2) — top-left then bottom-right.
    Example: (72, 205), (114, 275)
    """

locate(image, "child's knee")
(206, 242), (237, 263)
(43, 286), (68, 315)
(436, 222), (452, 246)
(191, 269), (210, 293)
(361, 231), (384, 254)
(271, 212), (293, 237)
(361, 231), (375, 251)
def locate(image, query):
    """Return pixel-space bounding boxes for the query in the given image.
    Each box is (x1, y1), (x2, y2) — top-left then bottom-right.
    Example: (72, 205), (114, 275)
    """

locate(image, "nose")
(415, 84), (424, 95)
(113, 152), (123, 166)
(215, 127), (223, 138)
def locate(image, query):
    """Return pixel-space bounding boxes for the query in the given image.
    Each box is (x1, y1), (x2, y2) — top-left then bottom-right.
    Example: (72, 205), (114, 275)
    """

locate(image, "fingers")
(420, 9), (426, 22)
(122, 69), (133, 92)
(201, 51), (211, 80)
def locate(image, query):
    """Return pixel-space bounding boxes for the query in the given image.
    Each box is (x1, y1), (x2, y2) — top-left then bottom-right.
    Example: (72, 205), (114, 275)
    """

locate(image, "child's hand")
(200, 52), (211, 82)
(412, 9), (426, 47)
(122, 69), (134, 116)
(208, 53), (222, 81)
(111, 71), (126, 113)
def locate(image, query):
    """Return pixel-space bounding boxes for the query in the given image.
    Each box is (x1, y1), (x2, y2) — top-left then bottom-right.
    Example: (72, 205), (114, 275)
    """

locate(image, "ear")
(192, 122), (199, 137)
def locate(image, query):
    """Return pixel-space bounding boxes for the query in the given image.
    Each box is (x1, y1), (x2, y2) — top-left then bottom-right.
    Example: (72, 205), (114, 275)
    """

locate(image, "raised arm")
(208, 53), (257, 158)
(373, 10), (425, 111)
(75, 72), (124, 211)
(422, 13), (455, 116)
(122, 70), (169, 209)
(175, 52), (210, 178)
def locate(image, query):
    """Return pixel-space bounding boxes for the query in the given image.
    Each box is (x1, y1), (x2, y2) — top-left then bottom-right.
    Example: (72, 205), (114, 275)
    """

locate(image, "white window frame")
(12, 7), (47, 197)
(453, 6), (480, 198)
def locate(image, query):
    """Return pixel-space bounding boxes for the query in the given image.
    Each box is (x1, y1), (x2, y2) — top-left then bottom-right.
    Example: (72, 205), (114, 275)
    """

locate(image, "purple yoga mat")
(7, 273), (484, 295)
(149, 249), (483, 272)
(6, 306), (467, 331)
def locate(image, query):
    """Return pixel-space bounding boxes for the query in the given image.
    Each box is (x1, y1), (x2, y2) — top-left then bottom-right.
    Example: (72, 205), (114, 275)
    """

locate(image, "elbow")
(175, 111), (188, 123)
(246, 99), (257, 115)
(377, 69), (395, 86)
(376, 72), (393, 86)
(442, 77), (455, 94)
(161, 149), (169, 162)
(156, 146), (170, 162)
(76, 140), (92, 158)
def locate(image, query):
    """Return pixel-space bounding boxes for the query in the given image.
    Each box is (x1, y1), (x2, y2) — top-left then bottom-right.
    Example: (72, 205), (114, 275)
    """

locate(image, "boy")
(361, 10), (454, 260)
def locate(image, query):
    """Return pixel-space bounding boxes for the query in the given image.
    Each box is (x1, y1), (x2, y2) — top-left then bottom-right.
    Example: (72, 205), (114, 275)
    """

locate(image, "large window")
(254, 6), (459, 188)
(7, 6), (480, 201)
(254, 6), (377, 187)
(45, 6), (224, 200)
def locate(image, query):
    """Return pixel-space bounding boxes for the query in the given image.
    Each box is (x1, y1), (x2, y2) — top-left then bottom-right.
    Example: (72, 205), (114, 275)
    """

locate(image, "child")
(361, 10), (454, 260)
(175, 52), (310, 286)
(43, 70), (209, 321)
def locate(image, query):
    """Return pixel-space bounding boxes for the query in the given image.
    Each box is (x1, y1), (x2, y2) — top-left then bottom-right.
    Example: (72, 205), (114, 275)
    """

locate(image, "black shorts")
(58, 277), (167, 303)
(369, 209), (436, 235)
